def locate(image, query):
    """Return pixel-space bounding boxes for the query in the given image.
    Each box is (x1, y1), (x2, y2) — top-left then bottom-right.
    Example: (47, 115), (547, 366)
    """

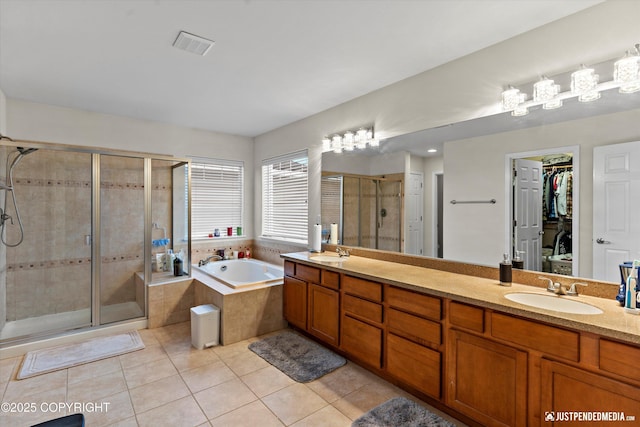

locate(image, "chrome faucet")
(198, 254), (222, 267)
(567, 282), (588, 296)
(336, 247), (350, 258)
(539, 276), (568, 295)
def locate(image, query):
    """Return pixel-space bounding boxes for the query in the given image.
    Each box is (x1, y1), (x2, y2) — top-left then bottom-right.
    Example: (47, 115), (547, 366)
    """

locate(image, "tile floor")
(0, 323), (464, 426)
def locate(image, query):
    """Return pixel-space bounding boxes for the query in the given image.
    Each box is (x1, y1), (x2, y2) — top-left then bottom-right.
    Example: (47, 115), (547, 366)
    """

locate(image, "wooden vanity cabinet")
(283, 275), (307, 330)
(386, 285), (443, 399)
(541, 359), (640, 426)
(341, 275), (383, 369)
(283, 260), (640, 427)
(307, 272), (340, 346)
(447, 329), (528, 427)
(284, 261), (340, 345)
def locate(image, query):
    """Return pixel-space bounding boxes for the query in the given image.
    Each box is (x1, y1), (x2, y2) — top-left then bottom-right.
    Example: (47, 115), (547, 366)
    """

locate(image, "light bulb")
(571, 66), (600, 102)
(614, 49), (640, 94)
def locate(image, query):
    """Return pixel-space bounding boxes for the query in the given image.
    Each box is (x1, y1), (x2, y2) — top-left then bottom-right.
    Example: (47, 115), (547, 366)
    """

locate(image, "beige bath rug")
(17, 331), (144, 379)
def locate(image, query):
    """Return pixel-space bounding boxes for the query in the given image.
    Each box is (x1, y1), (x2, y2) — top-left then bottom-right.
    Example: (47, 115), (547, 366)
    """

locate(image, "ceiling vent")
(172, 31), (214, 56)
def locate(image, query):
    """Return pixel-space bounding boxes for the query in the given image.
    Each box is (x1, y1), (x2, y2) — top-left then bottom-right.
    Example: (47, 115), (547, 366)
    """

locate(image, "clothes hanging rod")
(450, 199), (496, 205)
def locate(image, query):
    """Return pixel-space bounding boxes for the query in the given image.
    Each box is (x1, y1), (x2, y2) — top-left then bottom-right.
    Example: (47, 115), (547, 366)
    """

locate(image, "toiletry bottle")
(173, 255), (183, 276)
(512, 251), (524, 269)
(500, 253), (512, 286)
(245, 247), (251, 259)
(625, 261), (639, 314)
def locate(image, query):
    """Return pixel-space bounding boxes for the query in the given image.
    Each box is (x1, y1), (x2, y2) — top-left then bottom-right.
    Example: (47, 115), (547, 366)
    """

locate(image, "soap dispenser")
(513, 251), (524, 269)
(500, 253), (512, 286)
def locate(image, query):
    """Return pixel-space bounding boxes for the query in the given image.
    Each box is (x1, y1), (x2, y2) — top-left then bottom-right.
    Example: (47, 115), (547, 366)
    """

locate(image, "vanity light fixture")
(501, 43), (640, 116)
(533, 76), (562, 109)
(571, 65), (600, 102)
(614, 47), (640, 93)
(322, 127), (378, 153)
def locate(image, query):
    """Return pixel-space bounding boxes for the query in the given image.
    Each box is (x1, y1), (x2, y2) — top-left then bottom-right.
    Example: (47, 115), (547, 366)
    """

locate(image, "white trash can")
(190, 304), (220, 349)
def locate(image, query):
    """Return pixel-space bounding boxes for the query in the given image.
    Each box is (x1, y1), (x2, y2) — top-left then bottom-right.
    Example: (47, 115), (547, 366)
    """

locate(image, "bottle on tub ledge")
(245, 247), (251, 259)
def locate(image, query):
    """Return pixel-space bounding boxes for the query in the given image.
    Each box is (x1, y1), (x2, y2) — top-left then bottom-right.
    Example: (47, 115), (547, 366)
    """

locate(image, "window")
(262, 150), (308, 243)
(189, 158), (243, 240)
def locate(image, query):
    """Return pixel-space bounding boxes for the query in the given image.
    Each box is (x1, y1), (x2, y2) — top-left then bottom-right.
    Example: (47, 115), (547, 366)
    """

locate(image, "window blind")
(189, 157), (243, 239)
(262, 150), (308, 243)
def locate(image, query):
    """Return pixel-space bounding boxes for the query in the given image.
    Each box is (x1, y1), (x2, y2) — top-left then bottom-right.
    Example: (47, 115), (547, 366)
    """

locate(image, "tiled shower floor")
(0, 322), (464, 426)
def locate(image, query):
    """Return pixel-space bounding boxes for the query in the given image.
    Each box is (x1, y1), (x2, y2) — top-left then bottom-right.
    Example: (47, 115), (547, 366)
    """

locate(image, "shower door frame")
(0, 139), (191, 344)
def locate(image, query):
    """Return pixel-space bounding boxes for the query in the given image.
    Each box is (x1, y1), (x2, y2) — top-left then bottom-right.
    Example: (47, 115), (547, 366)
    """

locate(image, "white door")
(514, 159), (543, 271)
(593, 141), (640, 282)
(406, 172), (424, 255)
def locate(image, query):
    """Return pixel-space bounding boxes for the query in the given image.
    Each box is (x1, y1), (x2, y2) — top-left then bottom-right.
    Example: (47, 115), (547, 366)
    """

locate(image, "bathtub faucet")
(198, 254), (222, 267)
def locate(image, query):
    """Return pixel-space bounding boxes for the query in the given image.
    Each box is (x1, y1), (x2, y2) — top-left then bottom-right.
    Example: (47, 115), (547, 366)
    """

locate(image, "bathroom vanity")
(281, 252), (640, 427)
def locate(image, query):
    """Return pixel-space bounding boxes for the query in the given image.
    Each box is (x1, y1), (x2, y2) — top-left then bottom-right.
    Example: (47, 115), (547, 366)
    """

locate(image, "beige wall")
(5, 99), (256, 238)
(444, 108), (640, 277)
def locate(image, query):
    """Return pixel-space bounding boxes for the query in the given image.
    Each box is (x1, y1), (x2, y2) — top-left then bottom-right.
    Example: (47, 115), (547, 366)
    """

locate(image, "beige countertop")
(282, 251), (640, 345)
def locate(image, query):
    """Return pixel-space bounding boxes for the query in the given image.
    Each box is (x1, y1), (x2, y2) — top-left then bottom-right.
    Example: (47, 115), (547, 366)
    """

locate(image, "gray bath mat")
(18, 331), (144, 379)
(353, 397), (457, 427)
(248, 331), (346, 382)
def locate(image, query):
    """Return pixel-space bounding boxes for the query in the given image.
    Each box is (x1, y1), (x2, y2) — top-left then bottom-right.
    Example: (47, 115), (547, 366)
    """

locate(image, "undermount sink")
(505, 292), (603, 315)
(310, 255), (348, 263)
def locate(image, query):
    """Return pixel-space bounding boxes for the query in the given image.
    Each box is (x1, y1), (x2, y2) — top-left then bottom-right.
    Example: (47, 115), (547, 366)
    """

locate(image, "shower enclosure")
(321, 174), (403, 251)
(0, 142), (190, 345)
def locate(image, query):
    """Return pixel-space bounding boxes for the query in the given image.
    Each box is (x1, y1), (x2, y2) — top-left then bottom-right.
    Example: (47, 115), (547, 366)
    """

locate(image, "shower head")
(17, 147), (38, 156)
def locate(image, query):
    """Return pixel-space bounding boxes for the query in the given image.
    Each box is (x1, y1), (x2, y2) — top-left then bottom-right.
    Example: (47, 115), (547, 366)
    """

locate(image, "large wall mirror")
(321, 88), (640, 285)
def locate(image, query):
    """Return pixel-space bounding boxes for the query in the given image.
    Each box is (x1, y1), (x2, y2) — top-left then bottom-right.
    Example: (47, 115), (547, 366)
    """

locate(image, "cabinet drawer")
(321, 269), (340, 290)
(296, 264), (320, 283)
(491, 313), (579, 361)
(449, 301), (484, 333)
(387, 286), (441, 320)
(284, 260), (295, 277)
(388, 308), (441, 346)
(341, 314), (382, 368)
(343, 275), (382, 302)
(387, 333), (441, 399)
(343, 294), (383, 323)
(599, 339), (640, 383)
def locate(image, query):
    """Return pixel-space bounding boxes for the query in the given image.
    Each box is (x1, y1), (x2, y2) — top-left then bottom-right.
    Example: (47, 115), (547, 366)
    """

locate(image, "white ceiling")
(0, 0), (603, 137)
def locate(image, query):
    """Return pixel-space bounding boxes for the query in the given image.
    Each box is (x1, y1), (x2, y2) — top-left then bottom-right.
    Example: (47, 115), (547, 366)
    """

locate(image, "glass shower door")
(1, 147), (93, 342)
(99, 155), (145, 324)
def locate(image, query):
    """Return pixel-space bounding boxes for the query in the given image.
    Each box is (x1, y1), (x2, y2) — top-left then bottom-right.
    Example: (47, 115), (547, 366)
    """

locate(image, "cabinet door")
(341, 314), (382, 368)
(387, 333), (441, 399)
(541, 359), (640, 426)
(308, 283), (339, 346)
(447, 330), (527, 427)
(283, 276), (307, 330)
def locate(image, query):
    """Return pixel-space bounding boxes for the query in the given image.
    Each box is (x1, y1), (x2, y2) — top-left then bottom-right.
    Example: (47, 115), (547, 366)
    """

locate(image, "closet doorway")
(506, 147), (579, 276)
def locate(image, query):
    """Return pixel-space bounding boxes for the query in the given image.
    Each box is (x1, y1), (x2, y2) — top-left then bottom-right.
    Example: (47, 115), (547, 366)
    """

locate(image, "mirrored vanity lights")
(502, 43), (640, 117)
(322, 127), (378, 153)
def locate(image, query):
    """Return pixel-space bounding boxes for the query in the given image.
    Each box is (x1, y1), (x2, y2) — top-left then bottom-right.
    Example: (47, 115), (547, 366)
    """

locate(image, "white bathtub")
(192, 258), (284, 289)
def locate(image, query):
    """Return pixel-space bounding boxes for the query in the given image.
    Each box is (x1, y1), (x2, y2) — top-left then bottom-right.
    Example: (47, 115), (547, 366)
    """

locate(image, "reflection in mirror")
(511, 151), (575, 277)
(322, 173), (402, 251)
(320, 89), (640, 283)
